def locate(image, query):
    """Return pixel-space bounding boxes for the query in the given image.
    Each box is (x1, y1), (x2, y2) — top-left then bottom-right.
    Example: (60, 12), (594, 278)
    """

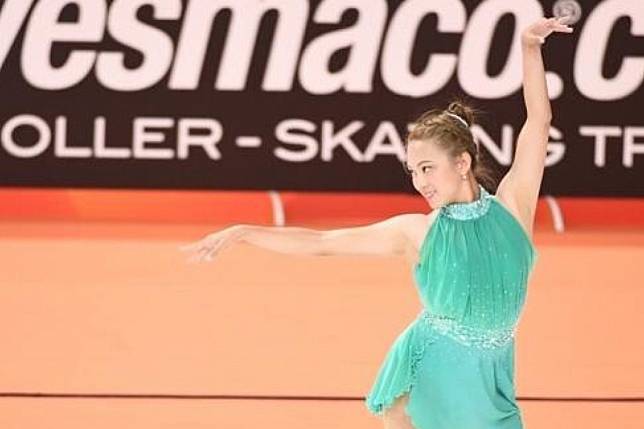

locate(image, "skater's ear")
(454, 151), (473, 176)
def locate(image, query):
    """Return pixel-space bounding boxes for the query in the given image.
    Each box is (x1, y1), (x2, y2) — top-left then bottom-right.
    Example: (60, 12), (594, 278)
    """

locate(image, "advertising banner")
(0, 0), (642, 195)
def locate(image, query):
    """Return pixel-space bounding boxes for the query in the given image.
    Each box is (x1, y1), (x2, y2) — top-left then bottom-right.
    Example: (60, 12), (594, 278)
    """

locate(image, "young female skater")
(181, 15), (573, 429)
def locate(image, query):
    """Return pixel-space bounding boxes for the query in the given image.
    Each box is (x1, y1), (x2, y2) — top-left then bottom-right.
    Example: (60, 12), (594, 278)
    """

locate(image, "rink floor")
(1, 219), (643, 428)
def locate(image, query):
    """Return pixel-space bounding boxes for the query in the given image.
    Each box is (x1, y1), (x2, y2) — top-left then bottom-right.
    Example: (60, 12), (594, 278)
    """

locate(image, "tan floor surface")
(1, 221), (643, 428)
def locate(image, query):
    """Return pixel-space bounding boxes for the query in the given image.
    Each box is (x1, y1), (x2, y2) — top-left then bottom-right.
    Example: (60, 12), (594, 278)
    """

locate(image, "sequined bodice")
(413, 184), (537, 347)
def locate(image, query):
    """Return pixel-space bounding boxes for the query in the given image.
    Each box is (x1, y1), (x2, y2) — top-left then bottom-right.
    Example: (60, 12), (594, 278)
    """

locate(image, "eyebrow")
(405, 160), (433, 169)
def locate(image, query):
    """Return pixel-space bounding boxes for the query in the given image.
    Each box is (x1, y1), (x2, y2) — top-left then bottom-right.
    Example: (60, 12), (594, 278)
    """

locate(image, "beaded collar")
(440, 184), (492, 220)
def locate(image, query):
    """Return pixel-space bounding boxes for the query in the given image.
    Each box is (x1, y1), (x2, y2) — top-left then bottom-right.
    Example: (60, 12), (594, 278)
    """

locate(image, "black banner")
(0, 0), (642, 195)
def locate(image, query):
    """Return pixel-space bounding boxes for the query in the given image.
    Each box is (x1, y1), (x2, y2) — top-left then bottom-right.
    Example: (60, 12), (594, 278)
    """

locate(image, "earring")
(461, 173), (468, 180)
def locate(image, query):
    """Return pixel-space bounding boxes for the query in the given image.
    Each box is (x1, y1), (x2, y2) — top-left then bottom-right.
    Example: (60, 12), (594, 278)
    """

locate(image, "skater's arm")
(501, 34), (550, 211)
(239, 213), (419, 257)
(497, 17), (573, 223)
(180, 213), (426, 263)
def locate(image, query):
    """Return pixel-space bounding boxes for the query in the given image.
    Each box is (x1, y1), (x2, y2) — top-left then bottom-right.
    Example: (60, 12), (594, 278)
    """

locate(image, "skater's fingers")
(183, 245), (208, 263)
(550, 24), (573, 33)
(178, 242), (195, 252)
(198, 246), (212, 259)
(204, 243), (223, 262)
(179, 241), (205, 252)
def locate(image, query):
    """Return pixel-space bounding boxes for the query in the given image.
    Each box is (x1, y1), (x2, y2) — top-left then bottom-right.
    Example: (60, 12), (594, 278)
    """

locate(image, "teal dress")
(365, 184), (538, 429)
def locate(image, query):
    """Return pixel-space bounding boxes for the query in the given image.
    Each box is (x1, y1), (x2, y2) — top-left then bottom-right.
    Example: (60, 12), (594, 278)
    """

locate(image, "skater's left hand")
(521, 16), (574, 47)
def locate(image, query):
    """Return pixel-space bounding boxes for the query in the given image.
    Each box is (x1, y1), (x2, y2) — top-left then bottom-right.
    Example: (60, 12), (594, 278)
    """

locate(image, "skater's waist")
(418, 309), (517, 349)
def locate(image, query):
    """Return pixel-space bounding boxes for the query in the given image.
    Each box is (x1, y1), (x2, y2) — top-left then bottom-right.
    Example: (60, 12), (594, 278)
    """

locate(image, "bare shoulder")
(395, 209), (441, 251)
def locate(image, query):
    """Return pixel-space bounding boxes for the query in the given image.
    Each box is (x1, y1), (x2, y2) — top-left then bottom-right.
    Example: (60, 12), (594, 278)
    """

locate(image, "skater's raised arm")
(180, 213), (423, 263)
(496, 16), (573, 227)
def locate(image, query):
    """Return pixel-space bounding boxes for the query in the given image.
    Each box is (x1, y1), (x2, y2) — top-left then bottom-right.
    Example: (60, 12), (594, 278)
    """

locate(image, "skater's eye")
(404, 163), (432, 177)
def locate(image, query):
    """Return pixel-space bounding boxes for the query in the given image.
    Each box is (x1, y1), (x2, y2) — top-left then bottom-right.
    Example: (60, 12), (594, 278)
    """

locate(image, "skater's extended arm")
(180, 213), (423, 263)
(239, 214), (417, 256)
(497, 16), (573, 225)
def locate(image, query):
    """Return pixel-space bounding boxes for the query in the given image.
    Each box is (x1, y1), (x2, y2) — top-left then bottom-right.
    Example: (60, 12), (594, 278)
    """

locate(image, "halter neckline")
(440, 184), (492, 220)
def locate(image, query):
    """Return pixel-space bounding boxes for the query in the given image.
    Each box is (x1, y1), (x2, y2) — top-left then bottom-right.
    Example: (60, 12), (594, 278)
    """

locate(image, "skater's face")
(405, 139), (471, 209)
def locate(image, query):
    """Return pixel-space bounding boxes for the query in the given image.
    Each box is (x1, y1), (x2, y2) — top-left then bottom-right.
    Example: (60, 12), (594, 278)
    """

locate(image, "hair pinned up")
(444, 112), (469, 128)
(405, 98), (499, 192)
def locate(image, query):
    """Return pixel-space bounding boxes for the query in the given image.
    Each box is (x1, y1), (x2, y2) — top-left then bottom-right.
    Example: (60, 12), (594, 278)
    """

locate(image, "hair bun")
(446, 100), (475, 127)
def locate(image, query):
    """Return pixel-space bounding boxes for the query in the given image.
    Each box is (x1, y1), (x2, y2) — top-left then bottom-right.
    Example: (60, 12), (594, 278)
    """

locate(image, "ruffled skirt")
(365, 310), (524, 429)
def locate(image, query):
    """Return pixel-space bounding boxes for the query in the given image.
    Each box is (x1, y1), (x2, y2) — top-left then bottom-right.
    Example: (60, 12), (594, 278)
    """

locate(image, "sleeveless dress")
(364, 184), (538, 429)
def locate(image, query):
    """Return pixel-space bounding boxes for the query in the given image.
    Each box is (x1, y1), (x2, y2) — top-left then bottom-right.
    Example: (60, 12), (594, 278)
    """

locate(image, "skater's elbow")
(316, 215), (411, 257)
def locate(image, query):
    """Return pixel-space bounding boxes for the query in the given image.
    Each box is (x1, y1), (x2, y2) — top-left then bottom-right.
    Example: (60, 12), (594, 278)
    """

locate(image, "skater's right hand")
(179, 225), (245, 263)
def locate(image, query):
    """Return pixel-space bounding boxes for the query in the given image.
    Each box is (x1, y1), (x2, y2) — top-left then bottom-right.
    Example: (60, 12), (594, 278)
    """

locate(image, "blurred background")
(1, 0), (643, 428)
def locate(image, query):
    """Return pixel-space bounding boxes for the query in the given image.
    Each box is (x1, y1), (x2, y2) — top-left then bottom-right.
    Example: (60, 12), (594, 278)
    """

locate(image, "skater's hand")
(179, 225), (245, 263)
(521, 16), (573, 47)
